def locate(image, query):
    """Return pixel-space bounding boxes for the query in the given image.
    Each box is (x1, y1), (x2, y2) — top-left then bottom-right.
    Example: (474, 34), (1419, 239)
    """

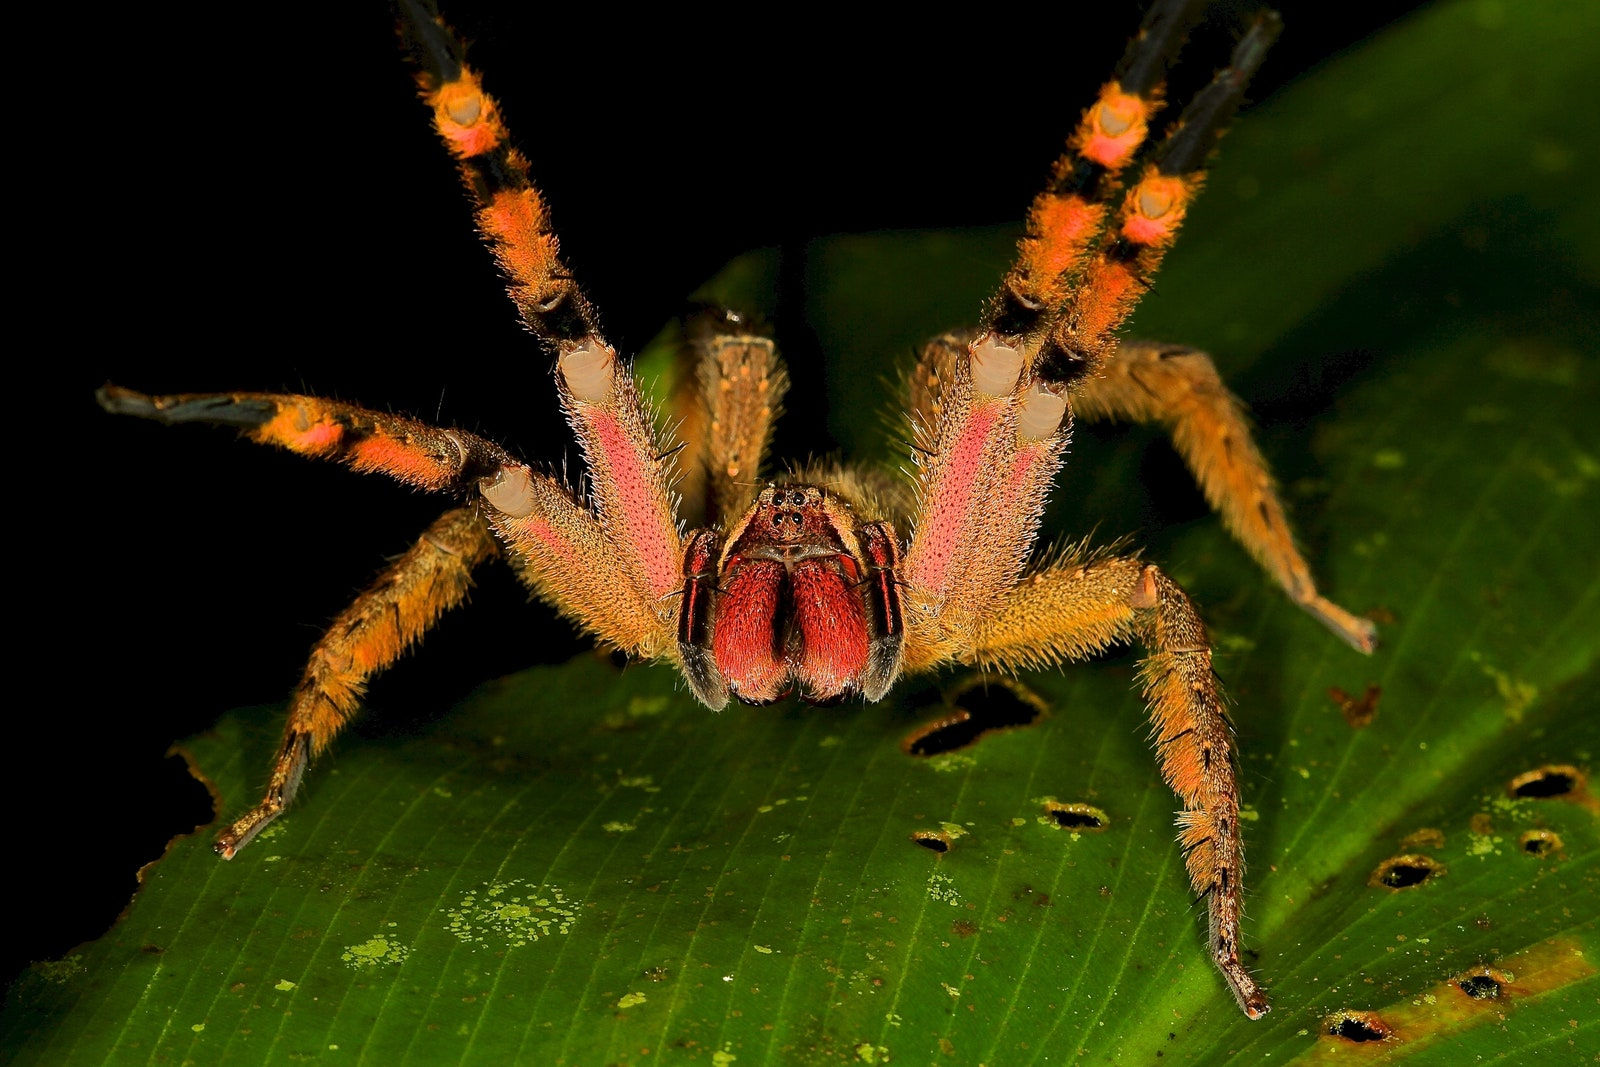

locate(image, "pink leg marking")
(588, 411), (680, 599)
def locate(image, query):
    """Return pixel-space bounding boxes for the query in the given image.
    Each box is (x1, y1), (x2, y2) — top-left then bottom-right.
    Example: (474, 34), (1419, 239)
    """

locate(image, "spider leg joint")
(479, 463), (536, 517)
(1130, 564), (1160, 609)
(970, 334), (1023, 396)
(559, 342), (617, 403)
(1016, 383), (1068, 440)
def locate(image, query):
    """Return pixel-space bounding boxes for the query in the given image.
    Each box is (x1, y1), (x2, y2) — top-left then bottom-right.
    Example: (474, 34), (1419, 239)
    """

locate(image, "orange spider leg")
(215, 507), (496, 857)
(100, 382), (683, 662)
(900, 333), (1033, 666)
(989, 0), (1207, 345)
(904, 332), (962, 449)
(899, 332), (1073, 671)
(404, 0), (682, 604)
(479, 463), (676, 659)
(970, 552), (1268, 1019)
(1073, 341), (1377, 651)
(1037, 12), (1282, 385)
(96, 387), (513, 490)
(902, 2), (1223, 662)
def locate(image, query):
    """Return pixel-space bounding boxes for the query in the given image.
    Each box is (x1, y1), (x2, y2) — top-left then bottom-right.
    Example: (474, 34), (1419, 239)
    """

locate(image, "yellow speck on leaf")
(341, 935), (410, 968)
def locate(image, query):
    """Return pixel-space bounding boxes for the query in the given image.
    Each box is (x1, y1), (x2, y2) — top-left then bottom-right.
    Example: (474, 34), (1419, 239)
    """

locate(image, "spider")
(98, 0), (1377, 1021)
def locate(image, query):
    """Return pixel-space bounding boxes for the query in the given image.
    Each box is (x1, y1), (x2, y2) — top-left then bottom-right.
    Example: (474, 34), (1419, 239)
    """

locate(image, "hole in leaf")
(912, 831), (951, 853)
(904, 679), (1045, 756)
(1519, 829), (1562, 856)
(1368, 853), (1445, 890)
(1043, 801), (1108, 831)
(1509, 764), (1582, 798)
(1457, 973), (1503, 999)
(1326, 1012), (1390, 1042)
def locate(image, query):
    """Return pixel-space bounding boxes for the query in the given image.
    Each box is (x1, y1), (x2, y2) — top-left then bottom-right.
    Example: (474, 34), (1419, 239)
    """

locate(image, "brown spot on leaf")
(1328, 684), (1381, 728)
(1305, 940), (1596, 1062)
(1398, 827), (1444, 851)
(952, 920), (978, 938)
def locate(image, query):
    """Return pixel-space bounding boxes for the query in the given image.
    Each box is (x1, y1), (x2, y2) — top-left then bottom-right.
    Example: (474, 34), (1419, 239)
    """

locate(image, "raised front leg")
(96, 387), (513, 490)
(404, 0), (684, 603)
(670, 311), (789, 528)
(1073, 341), (1377, 652)
(971, 552), (1269, 1019)
(216, 507), (496, 858)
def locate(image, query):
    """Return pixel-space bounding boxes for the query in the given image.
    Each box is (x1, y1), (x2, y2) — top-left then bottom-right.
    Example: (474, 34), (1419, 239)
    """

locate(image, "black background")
(23, 0), (1428, 990)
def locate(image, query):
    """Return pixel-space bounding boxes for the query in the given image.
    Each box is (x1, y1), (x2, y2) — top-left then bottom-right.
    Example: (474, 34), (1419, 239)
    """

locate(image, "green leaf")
(11, 2), (1598, 1062)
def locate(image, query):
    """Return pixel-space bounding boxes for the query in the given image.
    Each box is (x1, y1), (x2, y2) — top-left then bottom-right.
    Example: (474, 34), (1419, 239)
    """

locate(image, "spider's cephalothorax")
(100, 0), (1381, 1020)
(681, 484), (903, 708)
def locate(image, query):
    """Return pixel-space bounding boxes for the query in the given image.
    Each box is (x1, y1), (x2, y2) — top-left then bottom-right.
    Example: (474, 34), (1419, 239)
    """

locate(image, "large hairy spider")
(99, 0), (1376, 1020)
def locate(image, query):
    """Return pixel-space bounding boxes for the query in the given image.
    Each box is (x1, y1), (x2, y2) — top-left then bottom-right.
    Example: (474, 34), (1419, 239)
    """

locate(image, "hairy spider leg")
(214, 508), (496, 857)
(896, 12), (1301, 1019)
(899, 0), (1220, 590)
(899, 330), (1078, 672)
(674, 311), (789, 528)
(896, 6), (1232, 660)
(971, 552), (1268, 1019)
(483, 464), (678, 659)
(989, 0), (1208, 345)
(899, 331), (1037, 666)
(1072, 343), (1378, 651)
(676, 528), (728, 708)
(99, 385), (689, 848)
(100, 384), (683, 654)
(96, 387), (513, 489)
(1037, 12), (1282, 386)
(403, 0), (683, 605)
